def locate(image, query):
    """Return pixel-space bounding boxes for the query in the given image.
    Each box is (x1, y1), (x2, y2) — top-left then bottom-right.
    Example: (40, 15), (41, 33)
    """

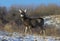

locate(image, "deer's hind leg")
(39, 26), (46, 36)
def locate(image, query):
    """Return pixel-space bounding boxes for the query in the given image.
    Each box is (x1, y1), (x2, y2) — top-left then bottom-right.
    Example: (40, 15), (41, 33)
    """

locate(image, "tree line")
(0, 4), (60, 25)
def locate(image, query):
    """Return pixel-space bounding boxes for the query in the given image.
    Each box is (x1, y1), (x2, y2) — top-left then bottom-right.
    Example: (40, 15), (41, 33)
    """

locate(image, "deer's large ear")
(19, 9), (22, 13)
(24, 9), (26, 12)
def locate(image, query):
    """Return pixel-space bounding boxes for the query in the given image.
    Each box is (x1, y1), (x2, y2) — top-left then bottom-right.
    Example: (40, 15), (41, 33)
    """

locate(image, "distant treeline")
(0, 4), (60, 25)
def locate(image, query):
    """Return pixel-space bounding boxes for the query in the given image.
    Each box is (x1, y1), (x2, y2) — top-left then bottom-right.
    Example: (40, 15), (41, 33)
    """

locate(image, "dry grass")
(0, 23), (59, 37)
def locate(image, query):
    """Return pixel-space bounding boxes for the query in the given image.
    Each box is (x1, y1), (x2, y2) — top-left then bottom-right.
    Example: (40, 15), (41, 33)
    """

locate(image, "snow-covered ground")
(0, 31), (60, 41)
(0, 34), (60, 41)
(44, 15), (60, 29)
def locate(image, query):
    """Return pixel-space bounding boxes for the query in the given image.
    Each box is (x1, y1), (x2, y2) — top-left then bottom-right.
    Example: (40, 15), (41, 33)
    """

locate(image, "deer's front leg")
(25, 26), (28, 35)
(29, 26), (32, 34)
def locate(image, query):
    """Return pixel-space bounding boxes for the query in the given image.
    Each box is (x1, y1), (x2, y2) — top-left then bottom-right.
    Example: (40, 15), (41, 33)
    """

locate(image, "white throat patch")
(21, 14), (24, 17)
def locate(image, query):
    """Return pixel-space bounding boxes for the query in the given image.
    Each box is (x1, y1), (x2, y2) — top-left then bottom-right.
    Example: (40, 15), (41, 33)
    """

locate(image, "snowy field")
(0, 31), (60, 41)
(0, 34), (60, 41)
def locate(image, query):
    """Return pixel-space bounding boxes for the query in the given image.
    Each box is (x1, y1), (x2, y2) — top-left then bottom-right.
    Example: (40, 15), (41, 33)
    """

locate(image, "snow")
(44, 16), (60, 29)
(0, 32), (60, 41)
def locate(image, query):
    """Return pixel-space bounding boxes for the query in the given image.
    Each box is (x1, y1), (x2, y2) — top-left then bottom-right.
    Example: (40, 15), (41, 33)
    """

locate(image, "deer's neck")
(21, 15), (28, 21)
